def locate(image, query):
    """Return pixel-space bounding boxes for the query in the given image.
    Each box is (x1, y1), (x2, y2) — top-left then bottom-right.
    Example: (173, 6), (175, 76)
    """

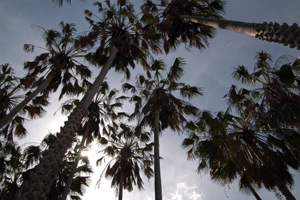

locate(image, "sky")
(1, 0), (300, 200)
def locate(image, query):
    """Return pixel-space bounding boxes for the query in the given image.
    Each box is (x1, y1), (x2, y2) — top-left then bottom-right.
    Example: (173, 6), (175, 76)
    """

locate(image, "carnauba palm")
(0, 64), (48, 143)
(122, 57), (202, 200)
(141, 0), (225, 53)
(16, 1), (161, 199)
(0, 22), (91, 130)
(96, 123), (153, 200)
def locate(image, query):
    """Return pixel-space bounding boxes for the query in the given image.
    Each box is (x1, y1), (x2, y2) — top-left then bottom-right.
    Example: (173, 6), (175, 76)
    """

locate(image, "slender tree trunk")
(180, 16), (300, 49)
(240, 171), (262, 200)
(15, 47), (118, 200)
(270, 172), (296, 200)
(61, 126), (89, 200)
(0, 73), (55, 129)
(118, 173), (123, 200)
(247, 182), (262, 200)
(154, 109), (162, 200)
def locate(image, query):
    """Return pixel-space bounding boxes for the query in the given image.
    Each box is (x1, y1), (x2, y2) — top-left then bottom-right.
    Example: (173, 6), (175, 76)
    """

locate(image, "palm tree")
(60, 82), (127, 200)
(0, 22), (92, 130)
(0, 64), (48, 143)
(183, 107), (299, 200)
(45, 146), (92, 200)
(122, 57), (201, 200)
(231, 52), (300, 133)
(24, 134), (92, 200)
(16, 1), (159, 199)
(180, 16), (300, 49)
(0, 133), (92, 200)
(141, 0), (225, 53)
(0, 142), (23, 200)
(96, 123), (154, 200)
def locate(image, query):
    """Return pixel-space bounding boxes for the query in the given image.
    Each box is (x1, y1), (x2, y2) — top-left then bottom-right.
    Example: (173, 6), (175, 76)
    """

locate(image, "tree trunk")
(60, 126), (89, 200)
(118, 173), (123, 200)
(154, 109), (162, 200)
(246, 182), (262, 200)
(240, 171), (262, 200)
(15, 47), (118, 200)
(180, 16), (300, 49)
(0, 73), (55, 129)
(270, 172), (296, 200)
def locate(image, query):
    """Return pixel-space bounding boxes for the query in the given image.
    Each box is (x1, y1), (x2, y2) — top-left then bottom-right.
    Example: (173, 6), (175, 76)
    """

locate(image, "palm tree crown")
(122, 57), (202, 200)
(96, 124), (153, 200)
(141, 0), (225, 53)
(0, 22), (91, 130)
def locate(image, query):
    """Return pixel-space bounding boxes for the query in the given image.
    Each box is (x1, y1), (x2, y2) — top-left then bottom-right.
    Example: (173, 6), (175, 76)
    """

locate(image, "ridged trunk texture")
(154, 109), (162, 200)
(180, 16), (300, 49)
(0, 73), (55, 129)
(15, 48), (118, 200)
(60, 126), (89, 200)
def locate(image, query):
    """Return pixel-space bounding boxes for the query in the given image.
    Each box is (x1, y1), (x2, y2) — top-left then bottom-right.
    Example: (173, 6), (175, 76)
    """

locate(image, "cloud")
(165, 182), (204, 200)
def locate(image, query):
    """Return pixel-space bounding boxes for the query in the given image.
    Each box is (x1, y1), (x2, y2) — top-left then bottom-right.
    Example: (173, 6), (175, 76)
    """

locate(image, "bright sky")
(0, 0), (300, 199)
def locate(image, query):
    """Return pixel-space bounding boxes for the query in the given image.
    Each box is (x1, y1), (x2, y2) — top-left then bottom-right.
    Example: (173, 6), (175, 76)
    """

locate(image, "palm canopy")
(23, 21), (91, 100)
(0, 133), (92, 200)
(16, 2), (159, 198)
(122, 57), (201, 200)
(0, 64), (48, 143)
(141, 0), (225, 53)
(0, 22), (92, 130)
(231, 51), (300, 129)
(24, 133), (92, 200)
(0, 141), (24, 200)
(123, 57), (202, 131)
(81, 0), (162, 79)
(96, 123), (153, 200)
(58, 81), (128, 145)
(183, 107), (299, 199)
(58, 81), (129, 200)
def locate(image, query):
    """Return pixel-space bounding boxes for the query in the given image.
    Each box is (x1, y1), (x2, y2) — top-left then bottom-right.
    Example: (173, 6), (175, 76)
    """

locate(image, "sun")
(81, 150), (93, 158)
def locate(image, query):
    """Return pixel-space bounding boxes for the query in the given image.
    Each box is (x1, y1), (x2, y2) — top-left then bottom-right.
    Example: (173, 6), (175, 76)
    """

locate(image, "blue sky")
(0, 0), (300, 199)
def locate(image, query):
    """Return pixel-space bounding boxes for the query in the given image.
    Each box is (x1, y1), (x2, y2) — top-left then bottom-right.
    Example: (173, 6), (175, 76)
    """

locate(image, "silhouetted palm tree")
(123, 57), (201, 200)
(60, 82), (127, 200)
(183, 87), (299, 200)
(16, 1), (159, 199)
(141, 0), (225, 53)
(0, 64), (48, 143)
(96, 123), (153, 200)
(0, 22), (91, 130)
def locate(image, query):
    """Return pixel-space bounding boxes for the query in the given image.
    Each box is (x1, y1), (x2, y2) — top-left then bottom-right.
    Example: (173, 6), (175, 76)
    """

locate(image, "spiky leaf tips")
(82, 0), (161, 80)
(183, 52), (300, 200)
(0, 22), (92, 131)
(122, 57), (201, 199)
(141, 0), (225, 53)
(96, 124), (153, 200)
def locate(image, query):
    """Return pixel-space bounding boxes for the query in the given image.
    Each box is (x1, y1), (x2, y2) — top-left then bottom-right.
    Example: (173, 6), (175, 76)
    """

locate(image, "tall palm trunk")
(246, 182), (262, 200)
(61, 126), (89, 200)
(239, 171), (262, 200)
(0, 73), (55, 129)
(180, 16), (300, 49)
(118, 173), (123, 200)
(270, 172), (296, 200)
(154, 109), (162, 200)
(15, 47), (118, 200)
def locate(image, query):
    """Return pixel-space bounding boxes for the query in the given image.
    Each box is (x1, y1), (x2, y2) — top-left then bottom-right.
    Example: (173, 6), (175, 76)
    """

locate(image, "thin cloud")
(165, 182), (204, 200)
